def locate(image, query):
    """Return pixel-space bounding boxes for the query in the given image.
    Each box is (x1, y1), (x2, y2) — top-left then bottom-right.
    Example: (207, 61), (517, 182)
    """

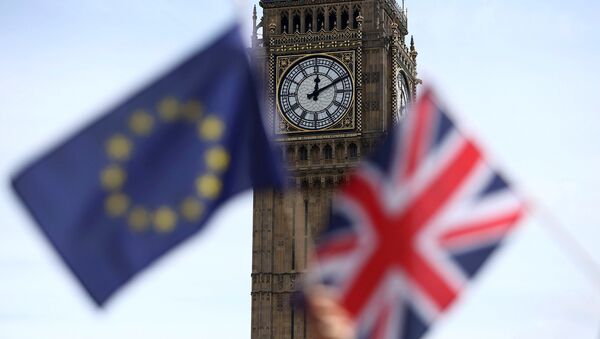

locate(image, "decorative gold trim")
(275, 51), (356, 135)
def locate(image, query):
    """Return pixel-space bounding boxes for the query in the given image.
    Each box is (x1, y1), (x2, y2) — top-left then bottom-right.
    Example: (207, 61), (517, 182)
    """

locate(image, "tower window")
(317, 9), (325, 31)
(352, 7), (360, 29)
(280, 13), (288, 34)
(335, 143), (344, 160)
(299, 146), (308, 161)
(323, 145), (333, 160)
(286, 146), (295, 163)
(310, 145), (320, 162)
(305, 11), (313, 32)
(341, 8), (349, 29)
(328, 9), (336, 30)
(292, 11), (301, 33)
(348, 143), (358, 158)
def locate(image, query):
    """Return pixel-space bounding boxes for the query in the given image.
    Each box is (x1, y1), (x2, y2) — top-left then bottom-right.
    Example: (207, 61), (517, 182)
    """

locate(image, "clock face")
(397, 72), (409, 121)
(278, 55), (353, 131)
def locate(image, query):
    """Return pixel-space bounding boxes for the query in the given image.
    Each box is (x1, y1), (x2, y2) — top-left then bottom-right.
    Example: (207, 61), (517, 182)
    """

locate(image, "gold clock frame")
(274, 51), (357, 135)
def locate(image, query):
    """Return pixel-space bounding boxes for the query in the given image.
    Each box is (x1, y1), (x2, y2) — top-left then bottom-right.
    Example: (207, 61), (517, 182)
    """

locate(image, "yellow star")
(128, 206), (150, 232)
(158, 97), (179, 121)
(180, 197), (204, 222)
(100, 165), (126, 191)
(154, 206), (177, 233)
(105, 193), (130, 217)
(106, 134), (132, 161)
(196, 174), (222, 199)
(205, 146), (230, 172)
(199, 115), (225, 141)
(129, 110), (154, 135)
(182, 100), (203, 122)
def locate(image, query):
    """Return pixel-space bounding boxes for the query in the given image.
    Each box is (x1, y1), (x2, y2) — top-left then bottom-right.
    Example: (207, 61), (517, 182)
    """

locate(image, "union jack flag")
(311, 88), (526, 339)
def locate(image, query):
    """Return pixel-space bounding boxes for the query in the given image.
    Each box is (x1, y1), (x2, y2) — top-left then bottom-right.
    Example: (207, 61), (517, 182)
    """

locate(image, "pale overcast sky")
(0, 1), (599, 338)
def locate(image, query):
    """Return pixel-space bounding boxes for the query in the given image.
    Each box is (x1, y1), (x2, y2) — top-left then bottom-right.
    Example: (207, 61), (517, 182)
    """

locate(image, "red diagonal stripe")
(342, 249), (389, 318)
(341, 174), (387, 233)
(317, 235), (359, 259)
(397, 140), (483, 239)
(438, 208), (524, 248)
(404, 93), (434, 179)
(341, 140), (482, 316)
(372, 302), (392, 339)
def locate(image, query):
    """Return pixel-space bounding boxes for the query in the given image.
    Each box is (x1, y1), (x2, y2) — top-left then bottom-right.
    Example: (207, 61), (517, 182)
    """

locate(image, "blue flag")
(12, 26), (284, 306)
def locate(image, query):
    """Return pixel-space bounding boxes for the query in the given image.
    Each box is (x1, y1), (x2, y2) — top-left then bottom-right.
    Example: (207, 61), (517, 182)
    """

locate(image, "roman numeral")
(291, 103), (300, 111)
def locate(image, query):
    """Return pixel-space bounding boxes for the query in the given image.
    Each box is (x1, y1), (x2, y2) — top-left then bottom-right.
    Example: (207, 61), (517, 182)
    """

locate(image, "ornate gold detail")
(274, 51), (357, 135)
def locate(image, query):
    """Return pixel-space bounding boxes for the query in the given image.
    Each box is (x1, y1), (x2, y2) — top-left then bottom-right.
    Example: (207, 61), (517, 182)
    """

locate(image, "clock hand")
(307, 75), (349, 100)
(307, 76), (321, 101)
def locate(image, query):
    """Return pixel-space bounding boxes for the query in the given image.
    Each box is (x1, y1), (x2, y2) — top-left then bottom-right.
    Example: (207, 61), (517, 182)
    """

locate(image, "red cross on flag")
(307, 87), (526, 339)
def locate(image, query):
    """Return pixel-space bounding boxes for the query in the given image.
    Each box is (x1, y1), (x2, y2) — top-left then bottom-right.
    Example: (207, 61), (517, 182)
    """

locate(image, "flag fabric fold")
(12, 25), (284, 306)
(309, 88), (526, 339)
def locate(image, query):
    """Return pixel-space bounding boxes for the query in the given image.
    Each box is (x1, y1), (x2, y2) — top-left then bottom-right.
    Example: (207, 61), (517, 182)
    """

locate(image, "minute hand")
(307, 75), (349, 100)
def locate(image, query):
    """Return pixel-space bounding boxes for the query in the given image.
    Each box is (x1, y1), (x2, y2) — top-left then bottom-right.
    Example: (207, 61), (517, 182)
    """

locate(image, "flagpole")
(527, 200), (600, 294)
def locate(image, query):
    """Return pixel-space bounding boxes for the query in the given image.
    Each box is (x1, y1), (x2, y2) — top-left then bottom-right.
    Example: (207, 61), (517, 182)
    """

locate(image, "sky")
(1, 1), (599, 338)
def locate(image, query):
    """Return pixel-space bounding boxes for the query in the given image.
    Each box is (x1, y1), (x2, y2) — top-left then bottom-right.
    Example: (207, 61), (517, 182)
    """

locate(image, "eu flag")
(11, 26), (284, 306)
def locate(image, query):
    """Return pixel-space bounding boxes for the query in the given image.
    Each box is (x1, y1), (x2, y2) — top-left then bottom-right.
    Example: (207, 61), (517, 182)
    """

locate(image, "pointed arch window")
(341, 7), (350, 29)
(280, 12), (289, 34)
(348, 143), (358, 159)
(323, 145), (333, 160)
(352, 6), (361, 29)
(292, 11), (301, 33)
(299, 146), (308, 161)
(316, 9), (325, 31)
(328, 9), (337, 31)
(305, 10), (313, 32)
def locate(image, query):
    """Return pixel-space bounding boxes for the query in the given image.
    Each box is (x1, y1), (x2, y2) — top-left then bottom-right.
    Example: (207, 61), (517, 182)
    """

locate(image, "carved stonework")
(274, 50), (359, 135)
(251, 1), (418, 338)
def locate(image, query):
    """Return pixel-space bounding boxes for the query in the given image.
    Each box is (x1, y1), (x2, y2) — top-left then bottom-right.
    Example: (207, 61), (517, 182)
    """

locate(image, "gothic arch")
(280, 12), (289, 34)
(305, 9), (313, 32)
(328, 8), (337, 31)
(341, 6), (350, 30)
(292, 10), (301, 33)
(316, 8), (325, 31)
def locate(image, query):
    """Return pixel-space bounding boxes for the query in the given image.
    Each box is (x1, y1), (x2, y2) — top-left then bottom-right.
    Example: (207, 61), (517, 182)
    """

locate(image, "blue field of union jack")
(312, 88), (526, 339)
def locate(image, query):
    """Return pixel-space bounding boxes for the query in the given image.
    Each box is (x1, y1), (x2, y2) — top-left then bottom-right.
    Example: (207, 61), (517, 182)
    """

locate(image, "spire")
(252, 5), (258, 45)
(410, 35), (418, 61)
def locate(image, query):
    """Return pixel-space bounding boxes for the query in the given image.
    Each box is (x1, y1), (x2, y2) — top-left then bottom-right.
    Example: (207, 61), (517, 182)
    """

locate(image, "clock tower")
(250, 1), (418, 338)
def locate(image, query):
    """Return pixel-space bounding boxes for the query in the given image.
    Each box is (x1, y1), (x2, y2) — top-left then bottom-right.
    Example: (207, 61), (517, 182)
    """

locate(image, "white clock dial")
(397, 72), (409, 121)
(278, 56), (353, 130)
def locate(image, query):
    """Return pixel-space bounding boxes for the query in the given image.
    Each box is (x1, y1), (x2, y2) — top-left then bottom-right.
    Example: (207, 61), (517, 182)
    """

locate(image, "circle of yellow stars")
(101, 96), (230, 234)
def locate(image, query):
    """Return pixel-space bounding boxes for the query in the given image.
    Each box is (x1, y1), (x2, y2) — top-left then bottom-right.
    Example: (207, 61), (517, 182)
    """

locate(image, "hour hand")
(307, 75), (349, 100)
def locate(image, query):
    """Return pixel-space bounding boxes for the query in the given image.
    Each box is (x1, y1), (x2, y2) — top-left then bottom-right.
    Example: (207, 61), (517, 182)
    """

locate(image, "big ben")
(250, 1), (418, 338)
